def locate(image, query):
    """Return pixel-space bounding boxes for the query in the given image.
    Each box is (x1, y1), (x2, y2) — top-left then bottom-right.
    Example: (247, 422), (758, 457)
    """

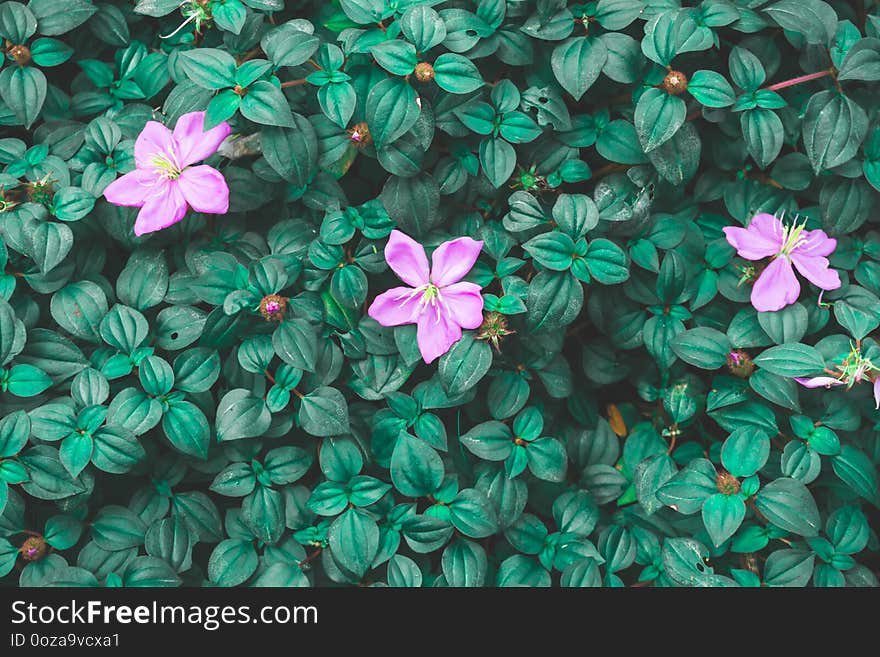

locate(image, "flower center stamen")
(780, 220), (808, 256)
(396, 283), (444, 322)
(149, 154), (183, 180)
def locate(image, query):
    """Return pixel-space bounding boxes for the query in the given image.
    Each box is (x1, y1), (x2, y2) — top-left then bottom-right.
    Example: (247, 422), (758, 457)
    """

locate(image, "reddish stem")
(280, 78), (308, 88)
(765, 70), (832, 91)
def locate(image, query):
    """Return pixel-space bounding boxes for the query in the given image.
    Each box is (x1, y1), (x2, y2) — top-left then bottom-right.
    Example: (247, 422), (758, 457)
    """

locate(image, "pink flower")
(793, 376), (845, 389)
(723, 213), (840, 312)
(795, 374), (880, 409)
(368, 229), (484, 364)
(103, 111), (231, 236)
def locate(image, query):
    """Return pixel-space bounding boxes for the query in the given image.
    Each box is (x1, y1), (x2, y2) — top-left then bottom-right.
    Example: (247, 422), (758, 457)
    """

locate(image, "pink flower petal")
(385, 230), (430, 287)
(751, 256), (800, 312)
(748, 213), (785, 243)
(790, 253), (841, 291)
(177, 165), (229, 214)
(133, 179), (188, 236)
(440, 282), (484, 329)
(102, 169), (159, 207)
(134, 120), (178, 170)
(368, 287), (421, 327)
(874, 378), (880, 409)
(416, 306), (462, 364)
(794, 376), (844, 388)
(430, 236), (484, 287)
(795, 228), (836, 257)
(173, 111), (232, 167)
(723, 224), (779, 260)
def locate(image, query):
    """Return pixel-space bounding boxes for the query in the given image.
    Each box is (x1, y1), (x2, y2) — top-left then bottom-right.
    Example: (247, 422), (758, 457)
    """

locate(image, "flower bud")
(663, 70), (688, 95)
(414, 62), (435, 82)
(259, 294), (288, 321)
(348, 122), (372, 148)
(727, 349), (755, 378)
(20, 536), (47, 562)
(716, 472), (741, 496)
(10, 44), (31, 66)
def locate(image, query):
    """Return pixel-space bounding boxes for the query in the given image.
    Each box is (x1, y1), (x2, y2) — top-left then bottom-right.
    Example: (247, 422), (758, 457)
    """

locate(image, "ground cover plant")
(0, 0), (879, 588)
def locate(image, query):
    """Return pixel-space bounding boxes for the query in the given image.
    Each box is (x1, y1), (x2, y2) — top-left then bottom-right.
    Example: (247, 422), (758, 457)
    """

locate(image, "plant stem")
(280, 78), (308, 88)
(766, 69), (832, 92)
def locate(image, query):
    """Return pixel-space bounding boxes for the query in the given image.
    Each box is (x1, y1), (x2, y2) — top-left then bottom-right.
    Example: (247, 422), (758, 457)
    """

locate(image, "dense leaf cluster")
(0, 0), (879, 587)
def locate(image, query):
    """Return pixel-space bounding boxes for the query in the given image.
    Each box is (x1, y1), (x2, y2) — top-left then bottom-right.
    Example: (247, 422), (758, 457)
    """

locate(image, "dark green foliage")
(0, 0), (878, 588)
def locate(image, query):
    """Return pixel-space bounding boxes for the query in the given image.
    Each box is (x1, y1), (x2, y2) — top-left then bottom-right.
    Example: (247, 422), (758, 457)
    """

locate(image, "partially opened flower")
(103, 111), (231, 236)
(369, 230), (484, 364)
(723, 213), (840, 312)
(794, 344), (880, 408)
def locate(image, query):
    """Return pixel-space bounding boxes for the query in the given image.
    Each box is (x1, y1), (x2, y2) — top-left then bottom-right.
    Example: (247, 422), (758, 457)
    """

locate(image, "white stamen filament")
(395, 283), (444, 322)
(780, 218), (809, 255)
(160, 11), (198, 39)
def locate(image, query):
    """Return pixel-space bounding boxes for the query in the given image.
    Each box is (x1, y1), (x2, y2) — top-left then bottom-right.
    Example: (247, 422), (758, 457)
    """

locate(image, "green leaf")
(0, 410), (29, 457)
(366, 78), (420, 147)
(261, 24), (320, 67)
(30, 37), (74, 67)
(671, 328), (731, 369)
(526, 271), (583, 332)
(32, 221), (73, 273)
(460, 421), (513, 461)
(240, 80), (296, 128)
(328, 508), (379, 578)
(838, 38), (880, 82)
(763, 549), (815, 587)
(762, 0), (836, 45)
(634, 88), (686, 152)
(687, 70), (735, 108)
(479, 137), (516, 188)
(721, 428), (770, 477)
(585, 238), (629, 284)
(29, 0), (96, 35)
(449, 489), (499, 538)
(92, 505), (147, 550)
(215, 389), (271, 442)
(702, 493), (745, 547)
(162, 401), (210, 459)
(438, 334), (492, 395)
(551, 37), (608, 101)
(123, 555), (181, 587)
(0, 2), (37, 42)
(208, 538), (258, 586)
(370, 40), (417, 76)
(273, 319), (318, 372)
(656, 458), (716, 514)
(299, 386), (350, 437)
(59, 433), (92, 478)
(44, 514), (83, 550)
(433, 53), (484, 94)
(523, 232), (575, 271)
(634, 453), (678, 515)
(262, 117), (318, 187)
(400, 5), (446, 52)
(831, 445), (879, 504)
(728, 46), (766, 92)
(242, 486), (285, 545)
(754, 343), (825, 377)
(179, 49), (237, 90)
(99, 304), (148, 353)
(6, 364), (52, 396)
(526, 438), (567, 482)
(755, 477), (821, 537)
(390, 432), (444, 497)
(442, 539), (487, 587)
(318, 82), (356, 129)
(802, 91), (868, 174)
